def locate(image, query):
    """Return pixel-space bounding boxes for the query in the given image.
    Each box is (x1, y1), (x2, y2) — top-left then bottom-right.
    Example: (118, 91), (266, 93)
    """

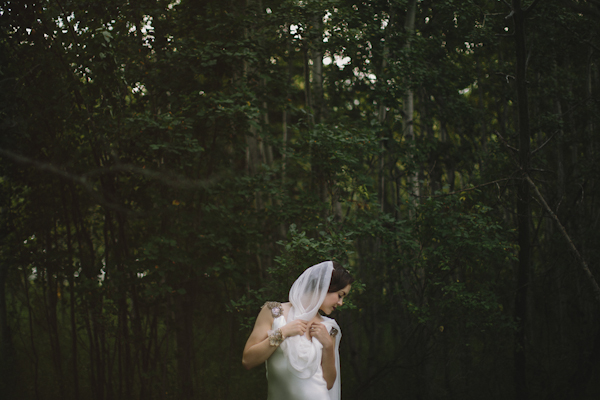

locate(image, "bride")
(242, 261), (354, 400)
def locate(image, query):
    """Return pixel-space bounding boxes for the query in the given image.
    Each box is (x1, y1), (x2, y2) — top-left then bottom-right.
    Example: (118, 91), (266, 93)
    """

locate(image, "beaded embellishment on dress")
(329, 327), (339, 337)
(263, 301), (283, 318)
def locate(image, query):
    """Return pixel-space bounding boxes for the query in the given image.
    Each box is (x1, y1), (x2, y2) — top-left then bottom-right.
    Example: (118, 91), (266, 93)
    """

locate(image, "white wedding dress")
(266, 312), (341, 400)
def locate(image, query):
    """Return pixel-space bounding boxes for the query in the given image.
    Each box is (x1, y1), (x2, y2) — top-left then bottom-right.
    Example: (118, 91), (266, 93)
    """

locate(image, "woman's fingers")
(278, 319), (312, 338)
(308, 323), (326, 338)
(289, 320), (309, 336)
(297, 320), (308, 334)
(283, 320), (329, 338)
(311, 323), (324, 330)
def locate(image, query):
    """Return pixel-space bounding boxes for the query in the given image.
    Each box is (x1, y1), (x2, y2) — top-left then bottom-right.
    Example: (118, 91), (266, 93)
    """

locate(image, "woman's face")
(320, 284), (352, 315)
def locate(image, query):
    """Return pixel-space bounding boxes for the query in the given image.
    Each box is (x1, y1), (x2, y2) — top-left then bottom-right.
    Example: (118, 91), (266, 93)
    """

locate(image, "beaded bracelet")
(267, 328), (285, 347)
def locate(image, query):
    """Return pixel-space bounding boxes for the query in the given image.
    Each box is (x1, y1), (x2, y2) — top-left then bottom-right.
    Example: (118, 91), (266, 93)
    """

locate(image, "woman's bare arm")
(242, 304), (309, 370)
(321, 342), (336, 389)
(242, 306), (277, 370)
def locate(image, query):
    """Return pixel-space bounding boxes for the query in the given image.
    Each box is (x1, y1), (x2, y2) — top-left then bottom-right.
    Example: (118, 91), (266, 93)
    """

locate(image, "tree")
(1, 0), (600, 399)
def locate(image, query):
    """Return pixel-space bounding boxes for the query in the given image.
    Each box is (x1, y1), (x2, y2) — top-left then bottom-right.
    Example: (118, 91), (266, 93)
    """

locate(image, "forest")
(1, 0), (600, 399)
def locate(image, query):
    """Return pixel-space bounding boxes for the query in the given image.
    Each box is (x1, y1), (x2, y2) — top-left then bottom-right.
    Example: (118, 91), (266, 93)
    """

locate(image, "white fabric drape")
(280, 261), (334, 379)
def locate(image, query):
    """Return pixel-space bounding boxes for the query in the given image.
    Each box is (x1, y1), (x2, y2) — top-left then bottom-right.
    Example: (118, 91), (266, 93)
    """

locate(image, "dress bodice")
(264, 303), (341, 400)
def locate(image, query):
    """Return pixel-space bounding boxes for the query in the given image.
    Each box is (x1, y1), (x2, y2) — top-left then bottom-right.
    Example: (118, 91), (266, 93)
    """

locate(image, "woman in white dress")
(242, 261), (354, 400)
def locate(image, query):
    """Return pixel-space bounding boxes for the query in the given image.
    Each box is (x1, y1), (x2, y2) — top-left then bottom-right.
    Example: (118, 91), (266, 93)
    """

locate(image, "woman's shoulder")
(319, 314), (336, 323)
(261, 301), (290, 318)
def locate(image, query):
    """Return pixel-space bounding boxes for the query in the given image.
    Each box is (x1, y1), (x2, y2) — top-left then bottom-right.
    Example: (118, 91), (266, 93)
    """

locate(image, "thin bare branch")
(526, 176), (600, 304)
(495, 130), (519, 154)
(531, 132), (556, 155)
(83, 163), (220, 190)
(0, 148), (132, 214)
(525, 0), (545, 15)
(495, 72), (516, 82)
(556, 13), (600, 52)
(0, 148), (220, 212)
(412, 178), (515, 199)
(566, 1), (600, 19)
(426, 161), (436, 177)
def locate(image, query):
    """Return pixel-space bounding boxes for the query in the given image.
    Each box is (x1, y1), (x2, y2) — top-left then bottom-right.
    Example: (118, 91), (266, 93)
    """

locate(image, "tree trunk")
(0, 180), (14, 396)
(23, 268), (41, 400)
(44, 240), (65, 396)
(0, 258), (15, 399)
(378, 5), (394, 213)
(512, 2), (531, 400)
(403, 0), (419, 210)
(175, 286), (195, 400)
(61, 188), (80, 399)
(311, 14), (324, 125)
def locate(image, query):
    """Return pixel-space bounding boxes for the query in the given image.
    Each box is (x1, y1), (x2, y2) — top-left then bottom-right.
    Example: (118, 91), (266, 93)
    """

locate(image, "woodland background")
(1, 0), (600, 399)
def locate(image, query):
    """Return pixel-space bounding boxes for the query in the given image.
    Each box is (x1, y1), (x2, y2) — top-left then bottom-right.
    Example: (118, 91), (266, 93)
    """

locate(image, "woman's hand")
(281, 319), (309, 338)
(308, 322), (334, 349)
(310, 322), (337, 389)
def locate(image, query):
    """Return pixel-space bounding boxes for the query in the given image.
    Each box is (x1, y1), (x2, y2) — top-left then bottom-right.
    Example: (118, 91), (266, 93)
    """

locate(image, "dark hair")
(328, 261), (354, 293)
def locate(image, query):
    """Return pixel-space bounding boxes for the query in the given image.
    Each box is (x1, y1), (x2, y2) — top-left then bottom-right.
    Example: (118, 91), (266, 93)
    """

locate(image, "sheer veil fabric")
(278, 261), (342, 400)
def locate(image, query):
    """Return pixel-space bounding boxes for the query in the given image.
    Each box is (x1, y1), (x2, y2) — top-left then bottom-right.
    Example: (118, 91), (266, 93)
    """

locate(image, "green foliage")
(2, 0), (600, 399)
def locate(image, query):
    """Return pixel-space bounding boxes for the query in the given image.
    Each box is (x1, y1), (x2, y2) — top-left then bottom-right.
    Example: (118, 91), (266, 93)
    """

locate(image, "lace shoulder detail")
(262, 301), (283, 318)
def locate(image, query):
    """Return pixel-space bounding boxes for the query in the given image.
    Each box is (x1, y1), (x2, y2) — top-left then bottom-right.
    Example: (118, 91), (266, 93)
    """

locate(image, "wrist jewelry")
(267, 328), (285, 347)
